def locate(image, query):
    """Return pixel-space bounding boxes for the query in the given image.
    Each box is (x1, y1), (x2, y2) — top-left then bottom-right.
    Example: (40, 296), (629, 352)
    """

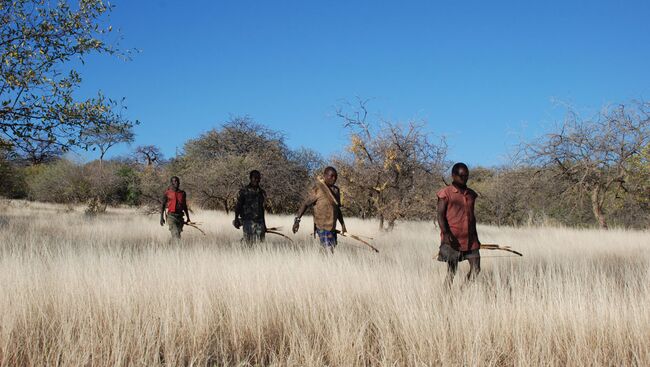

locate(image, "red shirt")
(436, 185), (479, 251)
(165, 189), (186, 214)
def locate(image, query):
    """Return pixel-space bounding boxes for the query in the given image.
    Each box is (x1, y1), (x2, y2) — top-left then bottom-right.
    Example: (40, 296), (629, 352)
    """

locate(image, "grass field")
(0, 200), (648, 366)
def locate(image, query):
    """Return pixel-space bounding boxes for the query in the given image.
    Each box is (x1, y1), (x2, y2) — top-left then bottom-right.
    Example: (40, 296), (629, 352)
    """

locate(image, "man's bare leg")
(445, 260), (458, 287)
(467, 257), (481, 281)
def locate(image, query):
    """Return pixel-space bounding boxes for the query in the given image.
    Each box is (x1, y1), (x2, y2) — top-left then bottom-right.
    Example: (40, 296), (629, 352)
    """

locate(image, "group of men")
(160, 163), (482, 281)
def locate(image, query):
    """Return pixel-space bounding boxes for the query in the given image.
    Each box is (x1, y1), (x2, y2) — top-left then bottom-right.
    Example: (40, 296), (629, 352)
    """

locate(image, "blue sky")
(76, 0), (650, 167)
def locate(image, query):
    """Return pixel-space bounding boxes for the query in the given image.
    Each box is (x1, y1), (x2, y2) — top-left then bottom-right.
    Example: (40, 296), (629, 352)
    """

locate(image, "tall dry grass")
(0, 200), (648, 366)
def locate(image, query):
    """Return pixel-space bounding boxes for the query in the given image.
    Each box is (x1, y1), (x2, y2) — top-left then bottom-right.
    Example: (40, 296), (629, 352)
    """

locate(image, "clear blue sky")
(76, 0), (650, 167)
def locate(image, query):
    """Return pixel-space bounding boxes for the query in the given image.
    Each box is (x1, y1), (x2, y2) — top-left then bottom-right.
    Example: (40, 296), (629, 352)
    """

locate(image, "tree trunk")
(591, 186), (608, 229)
(378, 214), (384, 230)
(222, 199), (229, 215)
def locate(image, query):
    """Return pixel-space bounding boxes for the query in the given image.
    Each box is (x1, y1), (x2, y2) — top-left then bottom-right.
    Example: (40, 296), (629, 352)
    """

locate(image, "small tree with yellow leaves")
(334, 98), (447, 230)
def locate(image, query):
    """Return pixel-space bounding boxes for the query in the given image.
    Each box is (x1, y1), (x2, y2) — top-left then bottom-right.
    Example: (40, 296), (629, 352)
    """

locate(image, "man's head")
(170, 176), (180, 190)
(249, 170), (261, 187)
(451, 163), (469, 187)
(323, 166), (338, 186)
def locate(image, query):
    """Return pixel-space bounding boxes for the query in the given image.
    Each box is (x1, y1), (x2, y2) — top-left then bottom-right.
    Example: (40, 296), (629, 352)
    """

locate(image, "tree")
(0, 0), (135, 160)
(25, 158), (90, 204)
(334, 98), (447, 229)
(133, 145), (164, 167)
(0, 139), (26, 197)
(180, 116), (312, 214)
(523, 101), (650, 228)
(81, 103), (135, 163)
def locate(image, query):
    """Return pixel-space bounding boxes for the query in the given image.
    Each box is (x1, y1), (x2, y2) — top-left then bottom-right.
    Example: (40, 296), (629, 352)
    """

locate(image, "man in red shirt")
(160, 176), (191, 240)
(436, 163), (481, 284)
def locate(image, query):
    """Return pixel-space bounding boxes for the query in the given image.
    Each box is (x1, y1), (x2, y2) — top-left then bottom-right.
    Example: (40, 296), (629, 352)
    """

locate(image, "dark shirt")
(235, 184), (266, 222)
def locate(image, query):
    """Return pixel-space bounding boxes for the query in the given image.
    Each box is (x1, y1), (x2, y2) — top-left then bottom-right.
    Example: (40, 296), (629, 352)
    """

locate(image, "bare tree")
(523, 101), (650, 228)
(12, 138), (62, 164)
(134, 145), (164, 167)
(334, 98), (447, 229)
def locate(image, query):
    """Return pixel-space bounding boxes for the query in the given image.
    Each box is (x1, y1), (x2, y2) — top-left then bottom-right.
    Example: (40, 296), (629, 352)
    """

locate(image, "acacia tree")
(334, 98), (447, 230)
(0, 0), (135, 161)
(81, 103), (135, 164)
(523, 101), (650, 229)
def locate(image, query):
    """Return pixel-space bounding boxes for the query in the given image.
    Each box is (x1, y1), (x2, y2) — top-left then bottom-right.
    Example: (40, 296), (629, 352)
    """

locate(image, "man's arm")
(470, 193), (480, 245)
(335, 191), (347, 233)
(182, 192), (190, 223)
(160, 194), (167, 226)
(292, 193), (317, 233)
(337, 206), (347, 233)
(436, 197), (456, 245)
(233, 189), (244, 228)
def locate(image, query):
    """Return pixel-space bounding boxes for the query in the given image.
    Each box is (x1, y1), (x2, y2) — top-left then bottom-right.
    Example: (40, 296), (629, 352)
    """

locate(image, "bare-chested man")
(292, 166), (347, 253)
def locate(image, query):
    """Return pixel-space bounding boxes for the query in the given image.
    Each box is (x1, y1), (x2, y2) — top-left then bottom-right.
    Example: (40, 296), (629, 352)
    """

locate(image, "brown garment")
(303, 182), (341, 231)
(436, 185), (480, 251)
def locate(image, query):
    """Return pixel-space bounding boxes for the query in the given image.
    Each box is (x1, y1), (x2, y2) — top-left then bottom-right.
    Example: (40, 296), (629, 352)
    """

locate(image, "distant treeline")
(1, 102), (648, 230)
(1, 1), (647, 230)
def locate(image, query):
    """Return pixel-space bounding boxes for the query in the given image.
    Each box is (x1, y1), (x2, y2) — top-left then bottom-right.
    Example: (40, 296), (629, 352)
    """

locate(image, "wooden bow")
(266, 228), (294, 243)
(480, 243), (523, 257)
(335, 230), (379, 253)
(185, 221), (206, 236)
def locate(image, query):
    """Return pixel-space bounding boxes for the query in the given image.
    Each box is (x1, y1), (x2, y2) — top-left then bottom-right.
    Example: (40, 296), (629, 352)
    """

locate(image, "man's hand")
(160, 217), (165, 226)
(341, 224), (347, 234)
(442, 231), (458, 247)
(185, 218), (191, 225)
(292, 218), (300, 234)
(233, 218), (241, 229)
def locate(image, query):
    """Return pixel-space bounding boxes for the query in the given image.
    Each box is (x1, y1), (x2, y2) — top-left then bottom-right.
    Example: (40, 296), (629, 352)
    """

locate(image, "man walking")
(160, 176), (191, 240)
(436, 162), (481, 284)
(292, 166), (347, 253)
(233, 170), (267, 245)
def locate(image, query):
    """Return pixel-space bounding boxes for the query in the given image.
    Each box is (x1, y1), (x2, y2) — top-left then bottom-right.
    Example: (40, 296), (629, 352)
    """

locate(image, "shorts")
(316, 229), (337, 249)
(242, 220), (265, 244)
(167, 212), (184, 239)
(437, 243), (480, 263)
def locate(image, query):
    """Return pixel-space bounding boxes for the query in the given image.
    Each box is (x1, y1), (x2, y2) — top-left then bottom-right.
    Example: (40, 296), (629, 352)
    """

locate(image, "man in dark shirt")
(233, 170), (266, 245)
(436, 163), (481, 284)
(160, 176), (190, 240)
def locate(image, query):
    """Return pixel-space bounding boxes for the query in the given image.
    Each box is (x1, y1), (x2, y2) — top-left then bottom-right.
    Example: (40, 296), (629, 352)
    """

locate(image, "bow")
(266, 227), (294, 243)
(185, 221), (206, 236)
(480, 243), (523, 257)
(335, 230), (379, 253)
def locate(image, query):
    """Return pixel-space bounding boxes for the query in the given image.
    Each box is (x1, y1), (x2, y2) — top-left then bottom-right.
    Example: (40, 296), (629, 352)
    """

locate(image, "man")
(292, 166), (347, 253)
(436, 162), (481, 284)
(160, 176), (191, 240)
(233, 170), (266, 245)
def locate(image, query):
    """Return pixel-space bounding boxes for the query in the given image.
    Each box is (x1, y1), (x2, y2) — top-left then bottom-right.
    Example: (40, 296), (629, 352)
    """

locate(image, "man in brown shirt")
(436, 162), (481, 284)
(292, 166), (347, 252)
